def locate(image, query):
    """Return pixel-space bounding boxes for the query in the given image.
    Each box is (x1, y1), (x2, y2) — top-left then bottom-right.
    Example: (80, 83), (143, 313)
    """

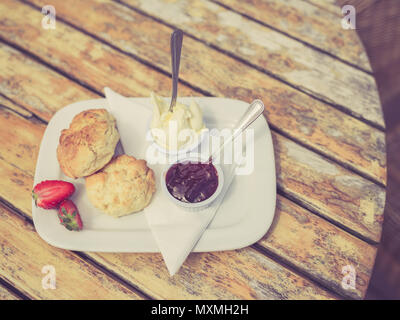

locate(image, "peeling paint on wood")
(259, 195), (377, 299)
(88, 248), (336, 299)
(0, 44), (97, 122)
(214, 0), (371, 71)
(0, 203), (143, 299)
(0, 107), (45, 175)
(0, 284), (20, 300)
(274, 132), (384, 242)
(0, 94), (32, 118)
(304, 0), (342, 15)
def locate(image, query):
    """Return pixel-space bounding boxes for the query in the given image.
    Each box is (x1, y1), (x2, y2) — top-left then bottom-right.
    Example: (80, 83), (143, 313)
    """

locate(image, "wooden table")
(0, 0), (386, 300)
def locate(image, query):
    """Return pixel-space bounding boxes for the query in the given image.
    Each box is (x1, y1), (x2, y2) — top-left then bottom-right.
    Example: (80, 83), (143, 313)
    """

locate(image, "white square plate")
(33, 97), (276, 252)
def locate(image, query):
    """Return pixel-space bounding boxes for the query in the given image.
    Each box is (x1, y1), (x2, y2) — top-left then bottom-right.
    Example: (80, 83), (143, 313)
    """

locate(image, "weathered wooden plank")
(0, 154), (33, 215)
(3, 0), (386, 186)
(0, 45), (97, 122)
(303, 0), (342, 15)
(0, 202), (143, 300)
(0, 284), (21, 300)
(214, 0), (371, 72)
(0, 105), (375, 298)
(0, 94), (32, 118)
(307, 0), (377, 17)
(89, 248), (337, 299)
(310, 0), (378, 15)
(116, 0), (382, 127)
(261, 195), (376, 299)
(273, 132), (384, 242)
(0, 13), (385, 241)
(0, 108), (45, 175)
(337, 0), (379, 14)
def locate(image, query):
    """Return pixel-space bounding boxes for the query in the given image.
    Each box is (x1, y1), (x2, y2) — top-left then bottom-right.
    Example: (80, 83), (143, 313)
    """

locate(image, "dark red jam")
(165, 161), (219, 203)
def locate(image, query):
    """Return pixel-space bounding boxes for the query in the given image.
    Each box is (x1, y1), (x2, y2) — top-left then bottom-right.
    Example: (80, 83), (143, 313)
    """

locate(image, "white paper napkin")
(145, 160), (237, 276)
(104, 88), (237, 276)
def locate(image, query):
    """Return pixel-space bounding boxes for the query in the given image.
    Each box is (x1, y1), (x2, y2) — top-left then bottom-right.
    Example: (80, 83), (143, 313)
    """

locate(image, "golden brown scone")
(85, 155), (156, 217)
(57, 109), (120, 179)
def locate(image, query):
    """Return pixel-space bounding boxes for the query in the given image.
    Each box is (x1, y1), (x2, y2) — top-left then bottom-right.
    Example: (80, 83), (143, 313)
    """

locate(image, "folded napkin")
(145, 158), (237, 276)
(104, 88), (237, 275)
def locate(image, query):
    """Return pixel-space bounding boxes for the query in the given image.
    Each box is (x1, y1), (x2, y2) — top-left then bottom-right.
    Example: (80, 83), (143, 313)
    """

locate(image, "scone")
(85, 155), (156, 217)
(57, 109), (120, 179)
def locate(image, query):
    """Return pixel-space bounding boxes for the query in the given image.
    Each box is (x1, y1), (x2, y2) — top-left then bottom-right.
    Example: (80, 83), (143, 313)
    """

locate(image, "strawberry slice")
(58, 200), (83, 231)
(32, 180), (75, 209)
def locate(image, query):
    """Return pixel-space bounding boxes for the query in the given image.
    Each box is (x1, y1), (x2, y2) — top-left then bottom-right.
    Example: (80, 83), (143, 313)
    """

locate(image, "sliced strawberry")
(32, 180), (75, 209)
(58, 200), (83, 231)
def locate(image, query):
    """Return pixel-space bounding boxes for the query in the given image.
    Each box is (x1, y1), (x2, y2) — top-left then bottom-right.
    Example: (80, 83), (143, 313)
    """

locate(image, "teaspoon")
(169, 29), (184, 112)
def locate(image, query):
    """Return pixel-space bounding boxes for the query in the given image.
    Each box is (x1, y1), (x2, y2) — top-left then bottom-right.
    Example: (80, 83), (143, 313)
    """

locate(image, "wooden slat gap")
(302, 0), (342, 16)
(0, 275), (30, 300)
(0, 105), (46, 130)
(252, 243), (347, 300)
(0, 93), (33, 119)
(277, 187), (381, 245)
(209, 0), (372, 75)
(270, 122), (386, 187)
(0, 195), (32, 223)
(0, 36), (103, 103)
(0, 153), (35, 180)
(73, 252), (154, 300)
(0, 102), (32, 121)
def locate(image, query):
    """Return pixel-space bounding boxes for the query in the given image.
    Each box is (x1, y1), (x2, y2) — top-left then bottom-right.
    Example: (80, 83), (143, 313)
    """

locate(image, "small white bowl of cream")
(149, 92), (208, 155)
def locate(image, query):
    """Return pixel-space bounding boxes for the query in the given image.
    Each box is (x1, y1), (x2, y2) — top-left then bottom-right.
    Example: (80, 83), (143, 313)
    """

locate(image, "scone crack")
(85, 155), (155, 217)
(57, 108), (120, 178)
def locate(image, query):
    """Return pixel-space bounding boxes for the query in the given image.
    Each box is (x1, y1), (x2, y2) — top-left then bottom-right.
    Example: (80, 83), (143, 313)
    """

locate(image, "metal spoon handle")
(210, 99), (265, 161)
(169, 29), (183, 111)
